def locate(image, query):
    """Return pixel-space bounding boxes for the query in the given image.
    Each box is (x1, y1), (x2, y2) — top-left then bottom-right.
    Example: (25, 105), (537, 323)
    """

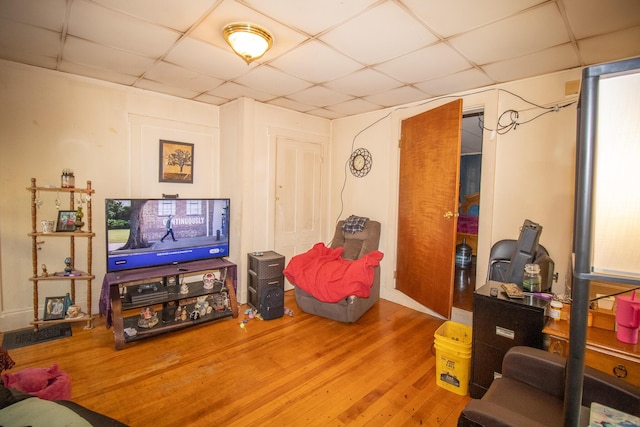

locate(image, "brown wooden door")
(396, 100), (463, 318)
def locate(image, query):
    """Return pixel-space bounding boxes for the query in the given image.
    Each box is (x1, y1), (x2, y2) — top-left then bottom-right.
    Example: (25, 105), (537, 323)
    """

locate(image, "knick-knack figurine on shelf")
(179, 281), (189, 295)
(74, 206), (85, 232)
(64, 257), (73, 275)
(64, 293), (73, 313)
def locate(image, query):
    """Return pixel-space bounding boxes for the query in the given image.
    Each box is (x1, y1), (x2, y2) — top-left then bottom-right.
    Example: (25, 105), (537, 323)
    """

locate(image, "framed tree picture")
(159, 140), (194, 183)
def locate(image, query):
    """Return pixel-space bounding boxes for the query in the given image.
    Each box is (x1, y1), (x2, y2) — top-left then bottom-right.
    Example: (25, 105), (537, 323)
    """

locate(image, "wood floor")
(1, 291), (471, 426)
(453, 258), (476, 312)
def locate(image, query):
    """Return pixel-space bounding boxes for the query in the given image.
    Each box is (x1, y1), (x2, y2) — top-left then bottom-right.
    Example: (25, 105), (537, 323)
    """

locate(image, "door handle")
(443, 211), (459, 219)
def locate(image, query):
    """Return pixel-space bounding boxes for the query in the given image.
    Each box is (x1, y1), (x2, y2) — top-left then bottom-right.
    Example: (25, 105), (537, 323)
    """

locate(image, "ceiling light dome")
(223, 23), (273, 64)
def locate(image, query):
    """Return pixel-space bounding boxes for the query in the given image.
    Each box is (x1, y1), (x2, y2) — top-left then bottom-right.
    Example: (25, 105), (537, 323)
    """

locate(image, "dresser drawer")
(474, 296), (546, 350)
(585, 347), (640, 387)
(248, 251), (285, 279)
(545, 335), (640, 387)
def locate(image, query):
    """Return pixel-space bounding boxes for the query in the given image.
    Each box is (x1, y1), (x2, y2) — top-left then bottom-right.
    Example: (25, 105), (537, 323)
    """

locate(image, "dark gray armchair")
(458, 346), (640, 426)
(293, 220), (381, 323)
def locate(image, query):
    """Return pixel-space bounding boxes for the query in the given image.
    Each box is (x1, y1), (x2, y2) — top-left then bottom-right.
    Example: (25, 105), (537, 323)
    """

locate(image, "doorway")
(453, 111), (484, 312)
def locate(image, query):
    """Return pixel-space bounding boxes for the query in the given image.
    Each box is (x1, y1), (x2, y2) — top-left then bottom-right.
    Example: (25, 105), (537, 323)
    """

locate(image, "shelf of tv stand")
(120, 280), (227, 311)
(105, 258), (239, 350)
(120, 306), (234, 345)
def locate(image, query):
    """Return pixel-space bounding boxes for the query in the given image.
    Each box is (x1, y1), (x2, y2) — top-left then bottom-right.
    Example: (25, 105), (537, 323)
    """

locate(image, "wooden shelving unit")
(27, 177), (95, 330)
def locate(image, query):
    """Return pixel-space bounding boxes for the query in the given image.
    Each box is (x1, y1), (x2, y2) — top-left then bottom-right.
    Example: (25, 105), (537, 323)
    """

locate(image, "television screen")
(106, 198), (230, 272)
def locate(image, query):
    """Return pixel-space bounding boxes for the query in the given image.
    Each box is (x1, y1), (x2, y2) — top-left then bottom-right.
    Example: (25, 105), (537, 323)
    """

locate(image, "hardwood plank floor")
(453, 258), (476, 312)
(1, 291), (470, 426)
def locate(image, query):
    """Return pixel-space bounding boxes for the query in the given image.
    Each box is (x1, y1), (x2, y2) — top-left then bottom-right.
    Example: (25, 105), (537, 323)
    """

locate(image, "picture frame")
(159, 140), (194, 183)
(44, 296), (66, 320)
(56, 210), (77, 232)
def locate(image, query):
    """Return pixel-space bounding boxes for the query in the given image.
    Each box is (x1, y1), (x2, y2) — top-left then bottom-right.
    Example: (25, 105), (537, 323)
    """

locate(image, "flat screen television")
(105, 198), (230, 272)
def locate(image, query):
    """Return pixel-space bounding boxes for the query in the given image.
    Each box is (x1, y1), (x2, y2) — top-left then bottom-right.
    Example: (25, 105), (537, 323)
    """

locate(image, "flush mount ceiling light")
(223, 23), (273, 64)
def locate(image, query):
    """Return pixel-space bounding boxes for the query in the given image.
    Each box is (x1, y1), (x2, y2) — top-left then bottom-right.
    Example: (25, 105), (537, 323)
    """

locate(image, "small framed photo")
(56, 210), (77, 232)
(44, 296), (66, 320)
(159, 140), (194, 183)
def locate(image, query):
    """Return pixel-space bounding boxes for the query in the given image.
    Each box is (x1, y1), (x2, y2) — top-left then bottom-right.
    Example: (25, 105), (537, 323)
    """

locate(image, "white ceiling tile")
(287, 85), (353, 107)
(241, 0), (378, 35)
(577, 26), (640, 65)
(165, 37), (250, 80)
(320, 2), (438, 64)
(450, 3), (570, 65)
(91, 0), (219, 32)
(144, 62), (224, 93)
(363, 85), (428, 107)
(562, 0), (640, 39)
(0, 19), (61, 58)
(375, 43), (472, 84)
(58, 61), (139, 86)
(234, 65), (312, 96)
(326, 98), (383, 116)
(0, 0), (67, 31)
(189, 0), (306, 62)
(414, 68), (494, 96)
(401, 0), (545, 37)
(63, 36), (156, 76)
(267, 97), (315, 113)
(135, 79), (201, 99)
(209, 81), (276, 102)
(68, 0), (180, 58)
(270, 40), (362, 83)
(482, 44), (580, 83)
(324, 69), (402, 97)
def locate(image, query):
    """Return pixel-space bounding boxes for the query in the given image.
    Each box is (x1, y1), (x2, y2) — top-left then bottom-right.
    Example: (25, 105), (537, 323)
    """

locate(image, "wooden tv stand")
(103, 258), (238, 350)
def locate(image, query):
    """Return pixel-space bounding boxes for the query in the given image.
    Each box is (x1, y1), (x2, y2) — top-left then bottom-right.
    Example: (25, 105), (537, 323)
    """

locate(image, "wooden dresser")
(543, 313), (640, 387)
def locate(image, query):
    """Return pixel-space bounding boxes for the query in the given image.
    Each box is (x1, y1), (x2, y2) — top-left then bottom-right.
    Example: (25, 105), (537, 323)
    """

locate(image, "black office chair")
(488, 239), (554, 292)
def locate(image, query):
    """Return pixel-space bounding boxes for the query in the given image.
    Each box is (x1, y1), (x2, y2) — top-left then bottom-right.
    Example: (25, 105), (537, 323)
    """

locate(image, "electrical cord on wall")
(333, 88), (577, 227)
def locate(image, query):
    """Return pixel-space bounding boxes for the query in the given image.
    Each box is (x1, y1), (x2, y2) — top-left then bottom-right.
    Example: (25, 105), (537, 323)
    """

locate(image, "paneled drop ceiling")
(0, 0), (639, 121)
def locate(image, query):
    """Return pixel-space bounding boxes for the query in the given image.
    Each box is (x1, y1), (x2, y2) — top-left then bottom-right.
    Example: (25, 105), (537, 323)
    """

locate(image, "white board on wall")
(592, 71), (640, 278)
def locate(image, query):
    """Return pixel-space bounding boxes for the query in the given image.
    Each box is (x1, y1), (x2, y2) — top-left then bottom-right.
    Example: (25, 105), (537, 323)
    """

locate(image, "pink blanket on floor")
(2, 363), (71, 401)
(284, 243), (384, 303)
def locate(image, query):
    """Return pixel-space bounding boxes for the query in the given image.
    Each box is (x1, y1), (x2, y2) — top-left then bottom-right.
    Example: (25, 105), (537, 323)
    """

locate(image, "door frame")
(382, 96), (498, 316)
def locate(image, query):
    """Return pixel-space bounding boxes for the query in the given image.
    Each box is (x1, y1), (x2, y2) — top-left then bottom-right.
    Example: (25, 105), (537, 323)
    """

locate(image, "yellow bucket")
(434, 321), (472, 396)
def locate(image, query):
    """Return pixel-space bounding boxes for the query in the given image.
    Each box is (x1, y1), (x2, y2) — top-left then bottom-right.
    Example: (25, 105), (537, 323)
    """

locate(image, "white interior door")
(274, 137), (323, 289)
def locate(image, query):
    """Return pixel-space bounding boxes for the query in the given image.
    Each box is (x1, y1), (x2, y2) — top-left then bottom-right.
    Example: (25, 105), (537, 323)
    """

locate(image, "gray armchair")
(459, 346), (640, 426)
(293, 220), (381, 323)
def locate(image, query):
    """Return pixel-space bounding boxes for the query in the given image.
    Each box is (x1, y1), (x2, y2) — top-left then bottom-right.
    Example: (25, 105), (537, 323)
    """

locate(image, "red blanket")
(284, 243), (384, 303)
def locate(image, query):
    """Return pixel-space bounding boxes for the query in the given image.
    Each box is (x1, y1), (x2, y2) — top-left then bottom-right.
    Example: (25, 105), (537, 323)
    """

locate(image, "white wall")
(0, 60), (221, 330)
(0, 62), (332, 330)
(330, 69), (581, 317)
(0, 57), (581, 329)
(220, 98), (331, 302)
